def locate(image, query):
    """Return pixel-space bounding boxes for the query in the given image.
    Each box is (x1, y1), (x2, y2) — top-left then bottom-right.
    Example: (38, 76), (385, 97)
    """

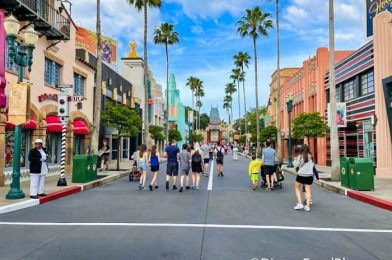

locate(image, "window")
(336, 86), (341, 102)
(44, 59), (61, 86)
(5, 43), (20, 72)
(344, 80), (356, 101)
(361, 71), (374, 95)
(74, 74), (85, 96)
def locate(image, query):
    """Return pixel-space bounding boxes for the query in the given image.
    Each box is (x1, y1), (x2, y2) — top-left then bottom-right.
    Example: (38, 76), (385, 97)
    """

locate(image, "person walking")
(137, 144), (148, 190)
(28, 139), (48, 199)
(293, 144), (315, 212)
(191, 145), (204, 190)
(248, 154), (263, 190)
(99, 139), (111, 171)
(164, 139), (180, 190)
(233, 143), (239, 161)
(200, 141), (211, 176)
(215, 143), (225, 177)
(262, 141), (276, 191)
(179, 143), (191, 192)
(148, 145), (160, 191)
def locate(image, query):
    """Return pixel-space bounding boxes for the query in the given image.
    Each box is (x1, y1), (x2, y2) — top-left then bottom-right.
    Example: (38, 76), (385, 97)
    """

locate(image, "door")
(363, 120), (375, 158)
(344, 134), (358, 157)
(121, 138), (130, 161)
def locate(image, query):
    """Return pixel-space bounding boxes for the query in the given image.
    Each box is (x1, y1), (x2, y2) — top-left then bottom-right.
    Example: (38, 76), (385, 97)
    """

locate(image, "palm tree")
(236, 6), (273, 155)
(195, 80), (204, 131)
(225, 82), (236, 124)
(223, 95), (233, 124)
(230, 68), (244, 134)
(234, 51), (251, 138)
(153, 22), (179, 144)
(186, 76), (199, 129)
(127, 0), (163, 145)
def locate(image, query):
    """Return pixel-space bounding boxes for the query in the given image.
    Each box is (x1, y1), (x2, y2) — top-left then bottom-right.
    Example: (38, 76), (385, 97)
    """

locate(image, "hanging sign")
(8, 82), (31, 125)
(327, 103), (347, 128)
(366, 0), (392, 37)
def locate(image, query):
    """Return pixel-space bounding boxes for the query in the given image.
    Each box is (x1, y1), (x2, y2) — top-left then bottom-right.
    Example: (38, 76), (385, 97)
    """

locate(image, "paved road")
(0, 154), (391, 260)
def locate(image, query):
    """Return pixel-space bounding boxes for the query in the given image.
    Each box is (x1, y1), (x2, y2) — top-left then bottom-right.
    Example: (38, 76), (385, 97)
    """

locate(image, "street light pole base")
(287, 162), (294, 168)
(57, 177), (67, 186)
(6, 189), (25, 200)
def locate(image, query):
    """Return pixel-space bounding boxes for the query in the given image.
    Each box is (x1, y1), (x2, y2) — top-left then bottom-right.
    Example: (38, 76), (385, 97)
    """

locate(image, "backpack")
(192, 151), (202, 164)
(217, 148), (224, 159)
(150, 155), (159, 167)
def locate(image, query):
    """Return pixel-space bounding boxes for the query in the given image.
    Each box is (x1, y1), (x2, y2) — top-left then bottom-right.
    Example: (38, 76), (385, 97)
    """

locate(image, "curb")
(0, 171), (130, 214)
(347, 190), (392, 212)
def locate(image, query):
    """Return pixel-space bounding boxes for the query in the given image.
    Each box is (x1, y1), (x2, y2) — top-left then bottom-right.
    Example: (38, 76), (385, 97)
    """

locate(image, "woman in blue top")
(148, 145), (160, 191)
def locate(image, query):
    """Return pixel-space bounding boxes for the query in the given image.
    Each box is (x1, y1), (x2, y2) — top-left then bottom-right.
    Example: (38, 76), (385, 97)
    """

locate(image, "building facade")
(167, 74), (185, 147)
(0, 1), (95, 186)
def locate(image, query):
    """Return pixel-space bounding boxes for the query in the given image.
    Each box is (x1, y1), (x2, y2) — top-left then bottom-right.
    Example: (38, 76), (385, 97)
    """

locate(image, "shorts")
(166, 163), (179, 176)
(180, 168), (190, 176)
(204, 158), (210, 164)
(263, 165), (275, 175)
(250, 173), (259, 181)
(138, 162), (147, 171)
(102, 155), (109, 163)
(296, 175), (314, 185)
(216, 158), (224, 165)
(151, 165), (159, 172)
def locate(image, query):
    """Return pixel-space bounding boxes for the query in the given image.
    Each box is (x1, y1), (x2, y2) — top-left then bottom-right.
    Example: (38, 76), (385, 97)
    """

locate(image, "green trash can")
(72, 155), (98, 183)
(348, 157), (375, 191)
(340, 157), (350, 188)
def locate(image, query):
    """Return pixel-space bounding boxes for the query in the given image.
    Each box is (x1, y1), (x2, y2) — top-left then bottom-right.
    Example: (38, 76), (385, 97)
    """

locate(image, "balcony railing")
(0, 0), (71, 40)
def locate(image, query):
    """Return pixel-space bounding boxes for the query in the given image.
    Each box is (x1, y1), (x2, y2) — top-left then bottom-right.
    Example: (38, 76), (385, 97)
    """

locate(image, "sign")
(8, 82), (31, 125)
(211, 130), (219, 142)
(233, 134), (240, 140)
(76, 26), (117, 67)
(366, 0), (392, 37)
(328, 103), (347, 128)
(70, 96), (84, 102)
(147, 98), (153, 105)
(0, 11), (6, 108)
(38, 93), (58, 102)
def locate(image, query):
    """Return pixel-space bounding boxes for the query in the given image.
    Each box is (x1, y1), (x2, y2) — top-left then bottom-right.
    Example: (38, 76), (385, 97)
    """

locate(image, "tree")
(149, 125), (165, 145)
(237, 6), (273, 155)
(153, 22), (179, 145)
(225, 82), (236, 123)
(168, 128), (183, 142)
(127, 0), (163, 145)
(238, 135), (247, 144)
(195, 99), (203, 131)
(186, 76), (199, 128)
(234, 51), (251, 138)
(190, 133), (204, 143)
(292, 112), (329, 147)
(199, 113), (210, 130)
(194, 80), (204, 131)
(260, 125), (278, 143)
(101, 102), (142, 170)
(223, 96), (232, 124)
(230, 67), (244, 131)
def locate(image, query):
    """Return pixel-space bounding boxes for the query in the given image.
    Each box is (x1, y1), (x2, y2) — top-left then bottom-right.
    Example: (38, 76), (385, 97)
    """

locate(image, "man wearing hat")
(28, 139), (48, 199)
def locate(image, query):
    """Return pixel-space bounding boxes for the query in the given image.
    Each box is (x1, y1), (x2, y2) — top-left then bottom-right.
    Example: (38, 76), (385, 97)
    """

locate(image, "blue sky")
(72, 0), (367, 121)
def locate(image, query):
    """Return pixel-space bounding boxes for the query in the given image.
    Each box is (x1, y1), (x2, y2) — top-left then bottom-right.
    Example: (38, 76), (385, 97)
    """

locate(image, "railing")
(20, 0), (70, 38)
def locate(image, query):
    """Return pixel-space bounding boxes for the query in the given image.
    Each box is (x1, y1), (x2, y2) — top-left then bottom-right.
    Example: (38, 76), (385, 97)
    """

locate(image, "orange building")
(279, 48), (353, 165)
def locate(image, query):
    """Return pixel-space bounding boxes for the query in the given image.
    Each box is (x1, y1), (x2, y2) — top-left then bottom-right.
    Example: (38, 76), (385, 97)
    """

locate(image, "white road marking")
(0, 222), (391, 233)
(207, 159), (214, 191)
(0, 199), (39, 214)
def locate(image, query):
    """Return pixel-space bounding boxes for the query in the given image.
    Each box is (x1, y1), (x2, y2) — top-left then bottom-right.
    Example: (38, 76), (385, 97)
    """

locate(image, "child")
(248, 154), (263, 190)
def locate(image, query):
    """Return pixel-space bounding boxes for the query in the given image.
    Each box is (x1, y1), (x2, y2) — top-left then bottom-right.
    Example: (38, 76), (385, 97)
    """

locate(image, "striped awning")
(73, 120), (89, 135)
(46, 115), (62, 133)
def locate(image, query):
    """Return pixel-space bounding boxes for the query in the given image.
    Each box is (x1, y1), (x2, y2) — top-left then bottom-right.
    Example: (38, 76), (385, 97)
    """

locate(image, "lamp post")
(286, 93), (294, 168)
(5, 15), (39, 199)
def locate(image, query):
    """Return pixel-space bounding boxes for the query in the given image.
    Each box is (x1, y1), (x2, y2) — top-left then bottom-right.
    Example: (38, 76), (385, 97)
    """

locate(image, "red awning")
(73, 120), (89, 135)
(46, 115), (62, 133)
(22, 115), (37, 130)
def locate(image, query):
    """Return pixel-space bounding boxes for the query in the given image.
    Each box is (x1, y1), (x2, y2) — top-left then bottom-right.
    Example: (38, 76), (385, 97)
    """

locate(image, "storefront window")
(111, 138), (118, 160)
(44, 58), (61, 86)
(4, 130), (31, 168)
(363, 120), (375, 158)
(46, 133), (61, 164)
(122, 138), (129, 159)
(74, 73), (85, 96)
(344, 80), (356, 101)
(361, 71), (374, 95)
(73, 135), (85, 155)
(335, 86), (341, 102)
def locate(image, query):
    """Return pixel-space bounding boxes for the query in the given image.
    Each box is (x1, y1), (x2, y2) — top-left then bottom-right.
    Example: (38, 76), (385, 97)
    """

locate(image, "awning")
(46, 115), (62, 133)
(22, 116), (37, 130)
(73, 120), (89, 135)
(5, 122), (14, 130)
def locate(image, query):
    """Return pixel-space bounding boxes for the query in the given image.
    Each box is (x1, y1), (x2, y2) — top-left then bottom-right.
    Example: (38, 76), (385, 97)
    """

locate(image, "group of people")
(134, 140), (226, 192)
(248, 141), (318, 212)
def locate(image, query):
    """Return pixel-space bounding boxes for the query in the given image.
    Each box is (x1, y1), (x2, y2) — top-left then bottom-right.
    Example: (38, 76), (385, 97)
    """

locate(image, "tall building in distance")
(166, 74), (185, 147)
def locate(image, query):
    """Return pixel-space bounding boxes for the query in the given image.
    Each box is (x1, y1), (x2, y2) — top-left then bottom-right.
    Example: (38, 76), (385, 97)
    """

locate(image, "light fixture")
(23, 25), (39, 46)
(4, 15), (20, 36)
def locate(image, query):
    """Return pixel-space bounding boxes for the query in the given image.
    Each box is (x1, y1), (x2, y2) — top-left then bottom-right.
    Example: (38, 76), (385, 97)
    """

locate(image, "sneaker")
(173, 185), (178, 190)
(221, 172), (224, 177)
(154, 186), (159, 189)
(138, 183), (142, 187)
(195, 186), (200, 190)
(304, 205), (311, 212)
(140, 186), (146, 191)
(303, 200), (313, 206)
(166, 181), (169, 190)
(293, 203), (304, 210)
(186, 186), (190, 190)
(149, 184), (153, 191)
(179, 187), (183, 193)
(252, 184), (257, 190)
(191, 185), (196, 189)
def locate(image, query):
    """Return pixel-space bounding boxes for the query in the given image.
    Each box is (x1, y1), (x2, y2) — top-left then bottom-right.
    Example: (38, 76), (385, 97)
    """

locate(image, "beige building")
(0, 2), (95, 186)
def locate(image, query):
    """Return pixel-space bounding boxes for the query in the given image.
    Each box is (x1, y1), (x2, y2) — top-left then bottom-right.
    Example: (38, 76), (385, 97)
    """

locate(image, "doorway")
(344, 133), (358, 157)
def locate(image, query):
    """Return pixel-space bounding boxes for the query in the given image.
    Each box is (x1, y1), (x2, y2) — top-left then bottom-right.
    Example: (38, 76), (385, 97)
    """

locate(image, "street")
(0, 155), (391, 260)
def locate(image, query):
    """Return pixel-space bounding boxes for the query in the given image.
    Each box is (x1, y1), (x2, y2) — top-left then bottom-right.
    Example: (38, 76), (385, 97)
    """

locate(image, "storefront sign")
(8, 82), (31, 125)
(328, 103), (347, 128)
(38, 93), (58, 102)
(366, 0), (392, 37)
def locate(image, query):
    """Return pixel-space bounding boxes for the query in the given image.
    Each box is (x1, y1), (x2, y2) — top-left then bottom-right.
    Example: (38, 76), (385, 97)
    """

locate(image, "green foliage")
(127, 0), (163, 11)
(149, 125), (165, 143)
(238, 135), (247, 144)
(101, 102), (142, 138)
(153, 23), (179, 46)
(292, 112), (329, 141)
(236, 6), (273, 40)
(260, 125), (278, 143)
(191, 133), (204, 143)
(168, 129), (183, 142)
(199, 113), (210, 130)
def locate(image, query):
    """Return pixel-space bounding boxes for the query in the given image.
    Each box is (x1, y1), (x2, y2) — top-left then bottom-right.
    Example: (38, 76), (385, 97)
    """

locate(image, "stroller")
(261, 163), (284, 189)
(129, 160), (142, 182)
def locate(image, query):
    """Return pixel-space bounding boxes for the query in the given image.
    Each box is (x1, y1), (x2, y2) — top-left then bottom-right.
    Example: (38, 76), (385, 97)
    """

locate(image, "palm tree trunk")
(329, 0), (340, 180)
(92, 0), (102, 153)
(143, 0), (149, 146)
(242, 65), (247, 140)
(231, 99), (233, 125)
(237, 80), (241, 135)
(165, 42), (169, 146)
(253, 36), (260, 155)
(192, 90), (195, 131)
(275, 0), (283, 163)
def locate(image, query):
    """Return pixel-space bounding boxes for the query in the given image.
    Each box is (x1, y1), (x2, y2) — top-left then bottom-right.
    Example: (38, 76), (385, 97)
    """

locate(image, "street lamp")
(5, 16), (38, 199)
(285, 93), (294, 168)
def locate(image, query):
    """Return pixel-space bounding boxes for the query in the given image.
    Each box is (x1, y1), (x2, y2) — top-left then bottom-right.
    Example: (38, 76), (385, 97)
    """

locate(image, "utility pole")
(275, 0), (283, 163)
(329, 0), (340, 180)
(92, 0), (102, 153)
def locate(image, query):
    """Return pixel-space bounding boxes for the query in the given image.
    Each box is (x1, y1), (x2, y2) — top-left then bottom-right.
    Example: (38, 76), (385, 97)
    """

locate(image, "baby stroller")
(129, 160), (142, 182)
(260, 163), (284, 189)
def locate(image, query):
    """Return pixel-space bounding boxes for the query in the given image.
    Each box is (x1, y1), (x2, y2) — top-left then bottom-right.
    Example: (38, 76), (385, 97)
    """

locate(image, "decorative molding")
(73, 67), (88, 78)
(44, 50), (64, 66)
